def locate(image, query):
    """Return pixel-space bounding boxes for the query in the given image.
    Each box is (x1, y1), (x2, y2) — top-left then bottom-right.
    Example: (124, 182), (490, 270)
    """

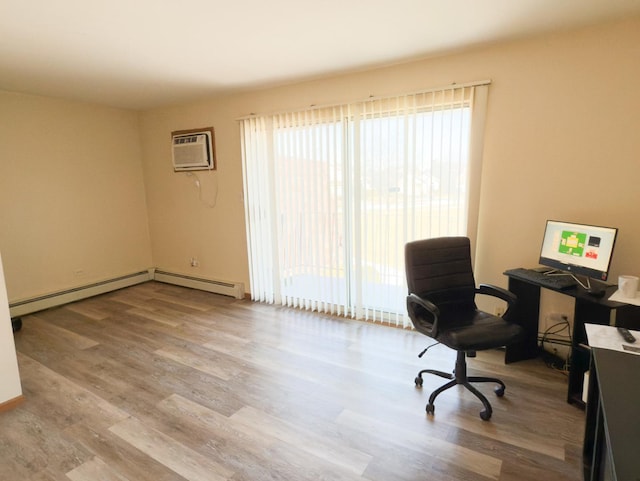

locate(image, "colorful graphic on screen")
(559, 231), (586, 257)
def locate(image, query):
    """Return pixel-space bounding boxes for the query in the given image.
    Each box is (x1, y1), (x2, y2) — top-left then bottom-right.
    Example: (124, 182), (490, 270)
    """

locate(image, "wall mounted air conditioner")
(171, 127), (215, 171)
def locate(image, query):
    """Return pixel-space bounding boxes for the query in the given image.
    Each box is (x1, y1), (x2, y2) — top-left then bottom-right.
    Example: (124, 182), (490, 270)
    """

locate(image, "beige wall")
(1, 16), (638, 304)
(140, 16), (640, 294)
(475, 17), (640, 288)
(0, 91), (152, 301)
(138, 102), (248, 285)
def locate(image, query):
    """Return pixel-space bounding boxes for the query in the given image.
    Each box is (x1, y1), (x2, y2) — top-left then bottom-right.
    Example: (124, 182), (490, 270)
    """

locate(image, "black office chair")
(405, 236), (523, 420)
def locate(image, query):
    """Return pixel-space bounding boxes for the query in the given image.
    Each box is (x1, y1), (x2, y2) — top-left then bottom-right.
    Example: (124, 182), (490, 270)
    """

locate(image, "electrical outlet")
(190, 257), (199, 267)
(549, 312), (569, 323)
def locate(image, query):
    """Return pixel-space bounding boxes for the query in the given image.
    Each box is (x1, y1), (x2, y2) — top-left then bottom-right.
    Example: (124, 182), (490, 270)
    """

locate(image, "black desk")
(503, 269), (640, 406)
(583, 348), (640, 481)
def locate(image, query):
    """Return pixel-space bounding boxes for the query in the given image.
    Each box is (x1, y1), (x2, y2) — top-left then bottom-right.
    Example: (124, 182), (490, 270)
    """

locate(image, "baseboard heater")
(153, 270), (244, 299)
(8, 269), (245, 318)
(9, 270), (152, 318)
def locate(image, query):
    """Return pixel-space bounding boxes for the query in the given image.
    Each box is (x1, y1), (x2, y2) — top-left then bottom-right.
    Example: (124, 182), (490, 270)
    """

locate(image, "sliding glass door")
(241, 84), (487, 326)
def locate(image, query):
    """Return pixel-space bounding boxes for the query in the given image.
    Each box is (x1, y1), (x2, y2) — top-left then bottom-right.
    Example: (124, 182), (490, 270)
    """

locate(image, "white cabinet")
(0, 251), (22, 408)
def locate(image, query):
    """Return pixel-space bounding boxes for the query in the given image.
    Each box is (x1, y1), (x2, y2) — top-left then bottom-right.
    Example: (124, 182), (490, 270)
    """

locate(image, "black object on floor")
(11, 317), (22, 333)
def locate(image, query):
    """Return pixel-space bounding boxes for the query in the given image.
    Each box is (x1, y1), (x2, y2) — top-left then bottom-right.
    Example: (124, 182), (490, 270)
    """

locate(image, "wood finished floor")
(2, 282), (584, 481)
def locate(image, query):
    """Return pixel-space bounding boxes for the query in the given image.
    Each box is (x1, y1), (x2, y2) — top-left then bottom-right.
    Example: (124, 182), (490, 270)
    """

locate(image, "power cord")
(538, 317), (572, 373)
(185, 171), (218, 208)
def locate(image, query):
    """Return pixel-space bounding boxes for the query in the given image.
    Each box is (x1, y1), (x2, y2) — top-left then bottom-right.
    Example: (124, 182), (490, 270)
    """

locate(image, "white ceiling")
(2, 0), (640, 110)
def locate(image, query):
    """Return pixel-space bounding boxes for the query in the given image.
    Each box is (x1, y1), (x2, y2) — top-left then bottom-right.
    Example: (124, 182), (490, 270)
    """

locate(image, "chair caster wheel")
(480, 409), (492, 421)
(495, 386), (505, 397)
(426, 403), (435, 415)
(415, 376), (423, 387)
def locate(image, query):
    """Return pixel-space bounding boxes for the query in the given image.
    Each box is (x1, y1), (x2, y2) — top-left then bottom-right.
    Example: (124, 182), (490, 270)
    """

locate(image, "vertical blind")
(240, 82), (489, 327)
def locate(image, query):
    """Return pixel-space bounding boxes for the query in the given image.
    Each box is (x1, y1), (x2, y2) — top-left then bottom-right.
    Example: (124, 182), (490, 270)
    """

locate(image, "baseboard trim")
(8, 271), (152, 317)
(8, 269), (245, 317)
(0, 395), (25, 413)
(153, 270), (244, 299)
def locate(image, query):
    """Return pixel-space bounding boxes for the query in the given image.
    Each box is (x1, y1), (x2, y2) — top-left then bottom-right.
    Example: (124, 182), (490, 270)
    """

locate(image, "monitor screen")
(538, 220), (618, 281)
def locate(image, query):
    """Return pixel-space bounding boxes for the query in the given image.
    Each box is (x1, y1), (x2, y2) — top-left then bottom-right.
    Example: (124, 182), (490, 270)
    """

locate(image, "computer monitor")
(539, 220), (618, 281)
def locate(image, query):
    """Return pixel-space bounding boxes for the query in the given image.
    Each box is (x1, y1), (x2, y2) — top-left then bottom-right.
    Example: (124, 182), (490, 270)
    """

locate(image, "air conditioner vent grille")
(171, 127), (215, 171)
(174, 135), (199, 145)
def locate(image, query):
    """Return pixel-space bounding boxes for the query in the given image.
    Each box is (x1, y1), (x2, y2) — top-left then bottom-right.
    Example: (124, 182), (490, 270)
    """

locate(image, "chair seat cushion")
(436, 310), (524, 351)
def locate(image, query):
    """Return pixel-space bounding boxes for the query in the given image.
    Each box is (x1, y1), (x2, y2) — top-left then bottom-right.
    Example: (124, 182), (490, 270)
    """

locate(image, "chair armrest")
(406, 293), (440, 337)
(476, 284), (518, 319)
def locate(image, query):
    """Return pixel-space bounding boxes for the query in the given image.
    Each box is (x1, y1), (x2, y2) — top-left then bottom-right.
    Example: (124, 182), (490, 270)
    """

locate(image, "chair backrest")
(405, 237), (477, 313)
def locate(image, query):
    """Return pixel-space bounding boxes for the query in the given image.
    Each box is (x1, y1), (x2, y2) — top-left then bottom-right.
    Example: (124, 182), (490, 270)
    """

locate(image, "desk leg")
(583, 360), (600, 481)
(505, 278), (540, 363)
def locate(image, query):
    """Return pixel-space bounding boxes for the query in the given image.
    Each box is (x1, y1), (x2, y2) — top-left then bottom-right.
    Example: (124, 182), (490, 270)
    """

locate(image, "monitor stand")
(570, 274), (606, 297)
